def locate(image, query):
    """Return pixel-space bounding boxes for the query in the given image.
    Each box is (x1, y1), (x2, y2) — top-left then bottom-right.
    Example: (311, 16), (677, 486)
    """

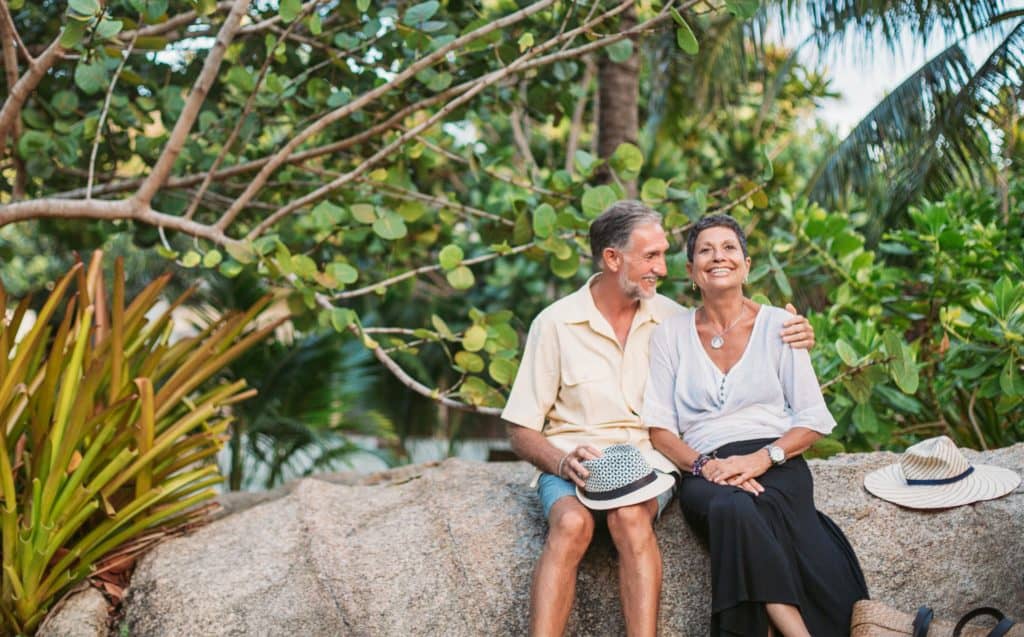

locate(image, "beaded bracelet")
(556, 453), (570, 479)
(692, 454), (712, 478)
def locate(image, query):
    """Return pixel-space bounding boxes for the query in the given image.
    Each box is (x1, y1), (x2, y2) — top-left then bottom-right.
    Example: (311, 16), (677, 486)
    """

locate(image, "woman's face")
(686, 225), (751, 294)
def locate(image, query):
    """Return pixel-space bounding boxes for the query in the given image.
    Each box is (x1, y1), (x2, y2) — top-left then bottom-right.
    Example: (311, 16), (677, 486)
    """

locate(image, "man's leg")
(606, 498), (660, 637)
(531, 495), (595, 636)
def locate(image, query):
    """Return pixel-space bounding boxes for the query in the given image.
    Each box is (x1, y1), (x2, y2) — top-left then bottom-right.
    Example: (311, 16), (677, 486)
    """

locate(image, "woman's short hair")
(686, 214), (748, 262)
(589, 200), (662, 270)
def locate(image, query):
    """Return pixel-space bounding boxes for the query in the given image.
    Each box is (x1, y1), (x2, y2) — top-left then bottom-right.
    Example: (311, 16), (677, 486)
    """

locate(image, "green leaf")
(225, 242), (256, 264)
(610, 142), (643, 179)
(852, 402), (880, 433)
(357, 0), (371, 11)
(447, 265), (475, 290)
(581, 185), (617, 218)
(454, 351), (485, 373)
(308, 11), (322, 35)
(438, 245), (464, 271)
(532, 203), (556, 239)
(675, 23), (698, 55)
(67, 0), (100, 16)
(992, 276), (1022, 321)
(518, 32), (534, 52)
(550, 252), (579, 279)
(641, 178), (667, 203)
(835, 339), (859, 366)
(326, 263), (358, 285)
(290, 254), (318, 279)
(350, 203), (376, 224)
(279, 0), (301, 23)
(311, 201), (346, 228)
(882, 331), (918, 394)
(51, 90), (79, 116)
(724, 0), (759, 19)
(372, 213), (407, 240)
(462, 325), (487, 352)
(196, 0), (218, 16)
(202, 250), (223, 268)
(403, 0), (439, 25)
(16, 131), (52, 159)
(489, 358), (518, 385)
(573, 150), (598, 177)
(74, 61), (108, 95)
(59, 21), (87, 47)
(1000, 358), (1024, 396)
(330, 308), (357, 332)
(94, 18), (123, 40)
(432, 314), (455, 340)
(180, 251), (201, 268)
(219, 260), (243, 278)
(606, 39), (633, 63)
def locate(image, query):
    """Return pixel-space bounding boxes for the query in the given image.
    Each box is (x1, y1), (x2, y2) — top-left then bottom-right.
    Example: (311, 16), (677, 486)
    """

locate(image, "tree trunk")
(596, 6), (639, 197)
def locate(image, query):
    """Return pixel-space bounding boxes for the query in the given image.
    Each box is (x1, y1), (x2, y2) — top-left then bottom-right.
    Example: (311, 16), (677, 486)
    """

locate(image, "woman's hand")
(702, 452), (771, 494)
(781, 303), (815, 350)
(560, 444), (602, 487)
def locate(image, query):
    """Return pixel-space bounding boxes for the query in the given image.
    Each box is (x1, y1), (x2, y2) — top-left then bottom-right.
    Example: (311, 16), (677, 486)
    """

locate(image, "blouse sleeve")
(779, 344), (836, 435)
(641, 321), (680, 432)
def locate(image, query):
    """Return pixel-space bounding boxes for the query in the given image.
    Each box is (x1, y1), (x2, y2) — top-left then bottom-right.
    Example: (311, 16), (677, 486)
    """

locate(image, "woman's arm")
(704, 427), (822, 488)
(651, 428), (767, 495)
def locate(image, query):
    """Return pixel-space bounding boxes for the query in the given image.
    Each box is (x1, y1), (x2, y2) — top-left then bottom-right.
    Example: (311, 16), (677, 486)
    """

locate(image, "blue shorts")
(537, 471), (676, 519)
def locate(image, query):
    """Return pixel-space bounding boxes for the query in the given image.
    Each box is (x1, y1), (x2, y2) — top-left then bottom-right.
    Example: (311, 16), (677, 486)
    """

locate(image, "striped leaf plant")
(0, 253), (281, 634)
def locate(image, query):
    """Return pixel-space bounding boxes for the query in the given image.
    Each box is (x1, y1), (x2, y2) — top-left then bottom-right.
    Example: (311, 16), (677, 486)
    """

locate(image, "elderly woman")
(642, 215), (868, 636)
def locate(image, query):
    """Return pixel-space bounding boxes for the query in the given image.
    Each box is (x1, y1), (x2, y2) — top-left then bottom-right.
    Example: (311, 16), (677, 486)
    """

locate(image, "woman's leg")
(765, 603), (811, 637)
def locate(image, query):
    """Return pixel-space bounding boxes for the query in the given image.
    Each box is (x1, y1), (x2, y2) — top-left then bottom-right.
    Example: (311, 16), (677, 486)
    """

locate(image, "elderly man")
(502, 200), (814, 636)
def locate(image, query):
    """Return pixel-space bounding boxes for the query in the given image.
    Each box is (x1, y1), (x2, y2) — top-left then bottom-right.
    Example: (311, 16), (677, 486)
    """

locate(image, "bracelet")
(556, 453), (570, 479)
(692, 454), (712, 478)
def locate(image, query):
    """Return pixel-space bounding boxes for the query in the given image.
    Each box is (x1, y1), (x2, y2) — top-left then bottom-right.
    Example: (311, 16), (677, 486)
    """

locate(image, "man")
(502, 200), (814, 637)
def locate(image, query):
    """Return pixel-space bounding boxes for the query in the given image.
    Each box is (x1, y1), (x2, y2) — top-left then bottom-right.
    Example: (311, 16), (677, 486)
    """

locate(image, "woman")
(642, 214), (868, 636)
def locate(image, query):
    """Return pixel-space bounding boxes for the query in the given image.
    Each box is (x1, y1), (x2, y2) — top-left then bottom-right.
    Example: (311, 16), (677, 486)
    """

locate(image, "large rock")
(121, 444), (1024, 636)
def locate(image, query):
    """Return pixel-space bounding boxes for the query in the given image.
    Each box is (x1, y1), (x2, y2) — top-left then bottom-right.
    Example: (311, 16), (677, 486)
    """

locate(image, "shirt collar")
(564, 272), (669, 327)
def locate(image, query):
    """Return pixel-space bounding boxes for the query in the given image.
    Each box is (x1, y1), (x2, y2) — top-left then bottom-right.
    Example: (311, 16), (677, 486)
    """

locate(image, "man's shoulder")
(650, 293), (687, 316)
(531, 292), (582, 325)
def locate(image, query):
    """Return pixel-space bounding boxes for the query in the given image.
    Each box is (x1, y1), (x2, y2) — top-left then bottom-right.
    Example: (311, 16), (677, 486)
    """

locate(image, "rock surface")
(114, 444), (1024, 636)
(36, 586), (110, 637)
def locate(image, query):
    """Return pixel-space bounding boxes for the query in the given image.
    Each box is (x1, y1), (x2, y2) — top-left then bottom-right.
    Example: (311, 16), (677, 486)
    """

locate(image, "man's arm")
(781, 302), (815, 349)
(508, 424), (600, 488)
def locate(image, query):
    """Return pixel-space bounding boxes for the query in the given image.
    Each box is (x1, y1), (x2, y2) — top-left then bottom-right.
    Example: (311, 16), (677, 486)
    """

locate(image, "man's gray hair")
(589, 200), (662, 271)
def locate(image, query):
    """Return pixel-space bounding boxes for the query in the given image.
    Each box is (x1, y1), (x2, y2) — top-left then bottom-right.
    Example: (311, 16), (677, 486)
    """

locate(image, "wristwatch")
(764, 444), (786, 466)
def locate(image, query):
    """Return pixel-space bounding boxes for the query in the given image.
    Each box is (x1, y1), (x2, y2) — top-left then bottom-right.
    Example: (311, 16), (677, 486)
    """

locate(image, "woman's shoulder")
(755, 304), (795, 340)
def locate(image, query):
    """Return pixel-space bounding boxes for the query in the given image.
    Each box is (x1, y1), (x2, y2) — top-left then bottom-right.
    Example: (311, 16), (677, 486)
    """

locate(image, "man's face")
(613, 223), (670, 300)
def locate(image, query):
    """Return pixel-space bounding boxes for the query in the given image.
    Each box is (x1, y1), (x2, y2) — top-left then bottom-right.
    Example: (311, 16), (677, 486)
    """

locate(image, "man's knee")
(707, 490), (756, 525)
(606, 501), (656, 543)
(548, 501), (595, 551)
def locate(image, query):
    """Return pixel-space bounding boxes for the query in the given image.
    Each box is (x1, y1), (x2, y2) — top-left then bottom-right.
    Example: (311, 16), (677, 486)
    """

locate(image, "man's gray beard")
(618, 270), (656, 300)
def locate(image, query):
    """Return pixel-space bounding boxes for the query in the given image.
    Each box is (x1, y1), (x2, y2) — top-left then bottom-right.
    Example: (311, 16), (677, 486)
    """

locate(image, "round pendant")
(710, 335), (724, 349)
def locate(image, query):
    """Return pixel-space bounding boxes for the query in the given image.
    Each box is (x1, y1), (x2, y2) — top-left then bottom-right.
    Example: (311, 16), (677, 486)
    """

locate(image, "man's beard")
(618, 269), (657, 300)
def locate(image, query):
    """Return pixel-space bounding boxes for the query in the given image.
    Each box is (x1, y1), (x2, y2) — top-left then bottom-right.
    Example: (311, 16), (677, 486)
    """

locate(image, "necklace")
(703, 305), (745, 350)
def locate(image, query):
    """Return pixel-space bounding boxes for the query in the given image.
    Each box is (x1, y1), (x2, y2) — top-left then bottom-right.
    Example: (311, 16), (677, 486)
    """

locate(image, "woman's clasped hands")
(700, 452), (770, 495)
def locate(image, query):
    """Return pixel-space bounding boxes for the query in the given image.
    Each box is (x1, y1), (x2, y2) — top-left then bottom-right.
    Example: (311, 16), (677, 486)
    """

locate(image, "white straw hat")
(863, 436), (1020, 510)
(576, 444), (676, 510)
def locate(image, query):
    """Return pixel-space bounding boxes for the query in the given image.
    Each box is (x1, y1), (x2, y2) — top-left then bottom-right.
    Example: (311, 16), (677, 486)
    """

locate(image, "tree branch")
(215, 0), (558, 231)
(0, 0), (25, 198)
(87, 33), (137, 199)
(133, 0), (252, 205)
(0, 35), (63, 159)
(565, 56), (596, 173)
(349, 174), (513, 227)
(118, 1), (233, 41)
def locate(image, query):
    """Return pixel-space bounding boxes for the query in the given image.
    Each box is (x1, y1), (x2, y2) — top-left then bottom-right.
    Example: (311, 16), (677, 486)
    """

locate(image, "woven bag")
(852, 600), (1022, 637)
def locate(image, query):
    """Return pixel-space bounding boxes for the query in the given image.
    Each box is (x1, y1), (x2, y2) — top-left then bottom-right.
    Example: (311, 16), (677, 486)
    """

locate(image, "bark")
(596, 6), (639, 197)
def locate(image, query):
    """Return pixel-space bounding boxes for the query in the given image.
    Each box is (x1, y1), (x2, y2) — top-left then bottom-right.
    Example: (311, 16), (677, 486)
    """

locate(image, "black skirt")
(678, 438), (869, 636)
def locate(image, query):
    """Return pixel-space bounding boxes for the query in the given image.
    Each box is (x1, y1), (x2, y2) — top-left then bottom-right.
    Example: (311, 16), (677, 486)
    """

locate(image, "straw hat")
(863, 436), (1020, 509)
(576, 444), (676, 510)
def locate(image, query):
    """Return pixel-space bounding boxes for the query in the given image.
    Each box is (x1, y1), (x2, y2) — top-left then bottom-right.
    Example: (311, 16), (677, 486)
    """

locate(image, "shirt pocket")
(559, 358), (616, 426)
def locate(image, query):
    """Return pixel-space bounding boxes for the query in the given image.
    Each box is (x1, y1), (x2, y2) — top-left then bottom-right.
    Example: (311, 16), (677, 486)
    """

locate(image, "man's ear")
(603, 247), (620, 272)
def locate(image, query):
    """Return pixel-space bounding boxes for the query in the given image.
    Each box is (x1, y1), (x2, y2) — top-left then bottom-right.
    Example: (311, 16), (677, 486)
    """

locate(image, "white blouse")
(641, 305), (836, 454)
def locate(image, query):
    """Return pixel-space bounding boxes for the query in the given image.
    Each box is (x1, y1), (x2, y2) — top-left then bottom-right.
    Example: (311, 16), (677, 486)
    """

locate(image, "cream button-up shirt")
(502, 274), (684, 475)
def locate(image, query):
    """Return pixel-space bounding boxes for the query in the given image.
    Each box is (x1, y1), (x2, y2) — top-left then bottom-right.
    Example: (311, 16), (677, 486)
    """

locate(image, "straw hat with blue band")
(863, 436), (1020, 510)
(575, 444), (676, 511)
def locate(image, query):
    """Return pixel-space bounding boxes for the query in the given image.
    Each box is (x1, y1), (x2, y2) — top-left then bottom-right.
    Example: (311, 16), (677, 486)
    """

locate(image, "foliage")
(760, 184), (1024, 451)
(0, 253), (278, 634)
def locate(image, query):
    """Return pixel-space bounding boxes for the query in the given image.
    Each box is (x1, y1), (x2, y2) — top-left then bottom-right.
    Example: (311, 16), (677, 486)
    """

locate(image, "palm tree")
(778, 0), (1024, 225)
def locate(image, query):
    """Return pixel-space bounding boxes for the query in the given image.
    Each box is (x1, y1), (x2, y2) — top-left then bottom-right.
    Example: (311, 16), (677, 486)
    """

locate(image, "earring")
(691, 281), (696, 291)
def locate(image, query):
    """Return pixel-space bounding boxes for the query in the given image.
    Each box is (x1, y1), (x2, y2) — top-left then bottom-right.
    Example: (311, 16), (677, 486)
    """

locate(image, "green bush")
(0, 254), (278, 634)
(764, 189), (1023, 451)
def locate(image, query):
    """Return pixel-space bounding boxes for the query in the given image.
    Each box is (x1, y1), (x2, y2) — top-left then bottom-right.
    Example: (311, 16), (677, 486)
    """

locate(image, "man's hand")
(561, 445), (602, 487)
(781, 302), (815, 350)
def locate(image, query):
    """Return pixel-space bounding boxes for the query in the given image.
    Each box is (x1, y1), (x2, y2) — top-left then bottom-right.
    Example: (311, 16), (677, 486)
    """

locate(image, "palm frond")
(807, 20), (1024, 221)
(776, 0), (1011, 51)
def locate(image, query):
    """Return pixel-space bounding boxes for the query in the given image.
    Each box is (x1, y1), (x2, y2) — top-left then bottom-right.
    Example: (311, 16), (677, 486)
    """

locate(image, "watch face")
(768, 446), (784, 463)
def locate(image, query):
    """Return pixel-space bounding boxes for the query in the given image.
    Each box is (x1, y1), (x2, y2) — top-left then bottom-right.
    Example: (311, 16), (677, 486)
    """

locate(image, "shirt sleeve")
(501, 313), (560, 431)
(641, 321), (680, 432)
(779, 344), (837, 435)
